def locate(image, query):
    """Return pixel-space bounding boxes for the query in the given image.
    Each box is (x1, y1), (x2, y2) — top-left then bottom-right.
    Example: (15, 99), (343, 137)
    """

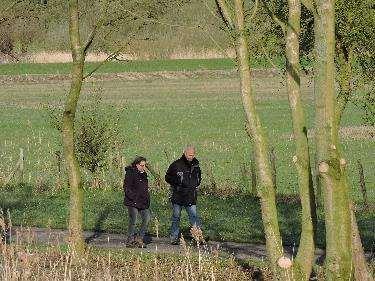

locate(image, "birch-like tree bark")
(216, 0), (288, 278)
(306, 0), (353, 279)
(63, 0), (87, 255)
(284, 0), (316, 279)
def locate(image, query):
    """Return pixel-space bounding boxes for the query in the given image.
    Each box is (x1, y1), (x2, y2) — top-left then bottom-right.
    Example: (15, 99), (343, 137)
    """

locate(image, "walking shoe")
(134, 235), (145, 248)
(125, 236), (137, 248)
(170, 238), (180, 245)
(143, 235), (153, 245)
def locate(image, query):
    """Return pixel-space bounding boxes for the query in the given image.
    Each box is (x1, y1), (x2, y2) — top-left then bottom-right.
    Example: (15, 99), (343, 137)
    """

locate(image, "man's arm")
(198, 166), (202, 186)
(165, 163), (179, 186)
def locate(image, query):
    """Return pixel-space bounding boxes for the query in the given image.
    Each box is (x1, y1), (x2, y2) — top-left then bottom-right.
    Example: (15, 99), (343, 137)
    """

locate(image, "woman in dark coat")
(123, 156), (150, 247)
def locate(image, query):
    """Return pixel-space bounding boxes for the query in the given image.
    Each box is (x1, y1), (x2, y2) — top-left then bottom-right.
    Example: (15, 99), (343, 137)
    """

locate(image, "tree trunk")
(313, 1), (353, 279)
(232, 0), (286, 278)
(63, 0), (86, 255)
(285, 0), (316, 279)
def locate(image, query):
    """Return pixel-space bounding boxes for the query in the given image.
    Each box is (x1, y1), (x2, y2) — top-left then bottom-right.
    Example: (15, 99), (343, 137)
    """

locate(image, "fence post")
(250, 150), (257, 195)
(19, 148), (24, 181)
(357, 159), (368, 209)
(269, 147), (277, 190)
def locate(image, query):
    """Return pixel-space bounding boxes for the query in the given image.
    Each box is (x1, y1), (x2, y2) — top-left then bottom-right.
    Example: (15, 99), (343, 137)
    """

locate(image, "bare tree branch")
(260, 0), (286, 34)
(0, 0), (25, 25)
(301, 0), (316, 14)
(4, 0), (24, 13)
(83, 0), (117, 56)
(245, 0), (259, 22)
(83, 25), (99, 55)
(119, 4), (200, 29)
(215, 0), (234, 29)
(202, 0), (223, 20)
(83, 44), (129, 80)
(201, 0), (235, 58)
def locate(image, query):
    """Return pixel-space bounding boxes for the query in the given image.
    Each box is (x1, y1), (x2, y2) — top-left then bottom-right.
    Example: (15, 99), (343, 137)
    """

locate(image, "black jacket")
(165, 155), (201, 206)
(123, 166), (150, 210)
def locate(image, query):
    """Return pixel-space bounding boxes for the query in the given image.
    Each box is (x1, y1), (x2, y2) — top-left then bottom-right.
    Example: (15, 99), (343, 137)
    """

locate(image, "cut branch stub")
(292, 155), (298, 163)
(319, 162), (329, 174)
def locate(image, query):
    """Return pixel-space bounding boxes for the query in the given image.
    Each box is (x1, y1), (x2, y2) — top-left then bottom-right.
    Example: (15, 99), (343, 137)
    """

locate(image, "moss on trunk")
(63, 0), (86, 255)
(285, 0), (316, 279)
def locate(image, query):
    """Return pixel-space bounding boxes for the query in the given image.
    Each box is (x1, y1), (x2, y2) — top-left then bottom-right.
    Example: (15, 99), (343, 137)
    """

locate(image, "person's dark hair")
(131, 156), (147, 167)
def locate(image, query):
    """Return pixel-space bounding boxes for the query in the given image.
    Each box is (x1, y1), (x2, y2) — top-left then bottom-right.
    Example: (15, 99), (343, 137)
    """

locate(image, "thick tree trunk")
(63, 0), (85, 255)
(285, 0), (316, 279)
(232, 0), (286, 278)
(314, 1), (353, 279)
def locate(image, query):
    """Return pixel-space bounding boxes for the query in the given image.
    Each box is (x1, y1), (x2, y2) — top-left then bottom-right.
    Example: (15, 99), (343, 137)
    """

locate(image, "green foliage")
(246, 0), (314, 69)
(43, 88), (125, 187)
(0, 0), (46, 57)
(335, 0), (375, 125)
(336, 0), (375, 70)
(75, 91), (124, 175)
(353, 90), (375, 126)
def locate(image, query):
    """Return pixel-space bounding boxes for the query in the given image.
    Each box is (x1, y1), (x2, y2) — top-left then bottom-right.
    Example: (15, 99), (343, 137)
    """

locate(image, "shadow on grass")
(200, 193), (373, 251)
(0, 182), (34, 243)
(85, 206), (113, 243)
(0, 183), (33, 211)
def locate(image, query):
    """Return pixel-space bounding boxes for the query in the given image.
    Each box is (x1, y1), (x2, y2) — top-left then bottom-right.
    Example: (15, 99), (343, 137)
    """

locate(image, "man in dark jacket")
(165, 145), (202, 244)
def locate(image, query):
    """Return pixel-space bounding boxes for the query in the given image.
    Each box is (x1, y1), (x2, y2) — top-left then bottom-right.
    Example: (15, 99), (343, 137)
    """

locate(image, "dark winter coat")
(123, 166), (150, 210)
(165, 155), (201, 206)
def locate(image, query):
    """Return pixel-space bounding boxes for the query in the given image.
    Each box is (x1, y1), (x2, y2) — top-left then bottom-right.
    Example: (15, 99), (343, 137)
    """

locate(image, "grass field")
(0, 62), (373, 251)
(0, 71), (373, 196)
(0, 59), (233, 75)
(0, 57), (289, 76)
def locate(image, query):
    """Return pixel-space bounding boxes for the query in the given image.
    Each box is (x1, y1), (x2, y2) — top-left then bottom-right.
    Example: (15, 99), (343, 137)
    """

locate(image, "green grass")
(0, 57), (289, 76)
(0, 74), (372, 199)
(1, 184), (373, 250)
(0, 70), (373, 251)
(0, 59), (234, 76)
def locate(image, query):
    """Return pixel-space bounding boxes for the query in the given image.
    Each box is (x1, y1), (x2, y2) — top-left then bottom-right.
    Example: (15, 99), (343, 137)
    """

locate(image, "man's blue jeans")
(170, 204), (201, 240)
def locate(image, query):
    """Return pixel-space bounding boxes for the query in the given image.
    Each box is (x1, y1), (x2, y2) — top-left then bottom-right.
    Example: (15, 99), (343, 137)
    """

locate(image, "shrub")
(45, 88), (125, 188)
(75, 92), (124, 187)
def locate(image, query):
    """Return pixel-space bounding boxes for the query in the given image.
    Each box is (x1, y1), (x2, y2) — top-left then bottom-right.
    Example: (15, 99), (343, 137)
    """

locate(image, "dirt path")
(10, 226), (325, 263)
